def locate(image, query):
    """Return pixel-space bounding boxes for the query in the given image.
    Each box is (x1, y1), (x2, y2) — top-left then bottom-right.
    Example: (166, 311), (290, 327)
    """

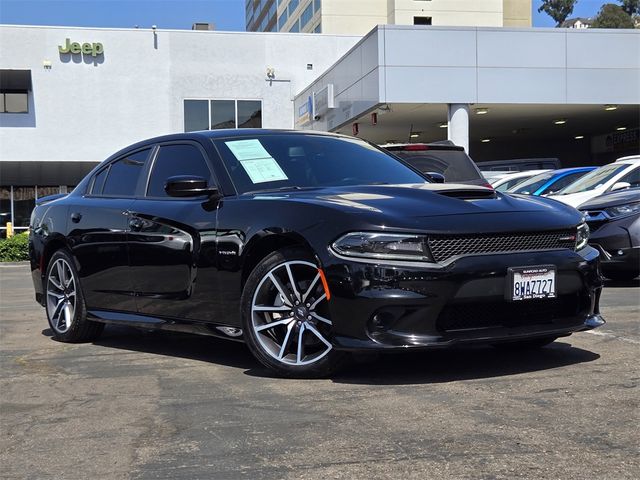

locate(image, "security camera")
(313, 114), (321, 121)
(151, 25), (157, 31)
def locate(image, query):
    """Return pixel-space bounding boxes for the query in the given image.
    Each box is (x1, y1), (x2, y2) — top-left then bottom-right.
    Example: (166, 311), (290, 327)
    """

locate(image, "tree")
(618, 0), (640, 15)
(538, 0), (577, 26)
(592, 3), (635, 28)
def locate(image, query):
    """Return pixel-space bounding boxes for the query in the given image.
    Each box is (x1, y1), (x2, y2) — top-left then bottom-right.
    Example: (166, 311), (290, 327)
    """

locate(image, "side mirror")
(165, 175), (218, 198)
(610, 181), (631, 192)
(426, 172), (445, 184)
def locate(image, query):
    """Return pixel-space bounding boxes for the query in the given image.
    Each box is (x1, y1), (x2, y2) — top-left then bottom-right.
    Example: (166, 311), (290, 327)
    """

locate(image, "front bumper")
(323, 246), (604, 351)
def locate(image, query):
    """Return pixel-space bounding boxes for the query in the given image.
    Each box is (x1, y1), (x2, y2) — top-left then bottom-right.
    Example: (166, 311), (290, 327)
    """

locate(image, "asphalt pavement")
(1, 263), (638, 479)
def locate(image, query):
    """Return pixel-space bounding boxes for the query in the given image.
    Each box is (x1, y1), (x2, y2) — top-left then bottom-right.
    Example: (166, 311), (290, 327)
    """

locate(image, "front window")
(559, 164), (629, 194)
(213, 134), (427, 194)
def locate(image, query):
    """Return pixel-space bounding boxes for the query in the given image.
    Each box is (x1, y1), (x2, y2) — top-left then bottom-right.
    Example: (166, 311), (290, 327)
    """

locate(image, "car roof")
(380, 141), (464, 151)
(105, 129), (346, 161)
(551, 167), (597, 175)
(615, 155), (640, 164)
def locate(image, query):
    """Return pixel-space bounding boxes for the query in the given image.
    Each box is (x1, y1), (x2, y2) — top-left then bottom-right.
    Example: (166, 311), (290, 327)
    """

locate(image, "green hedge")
(0, 232), (30, 262)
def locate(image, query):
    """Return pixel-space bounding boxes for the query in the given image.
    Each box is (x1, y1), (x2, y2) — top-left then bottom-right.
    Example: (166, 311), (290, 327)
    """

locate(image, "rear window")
(510, 172), (554, 194)
(389, 149), (482, 184)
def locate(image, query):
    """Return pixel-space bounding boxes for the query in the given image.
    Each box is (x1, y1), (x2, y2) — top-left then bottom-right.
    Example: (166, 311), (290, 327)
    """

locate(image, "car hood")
(578, 189), (640, 210)
(548, 190), (602, 208)
(248, 183), (582, 233)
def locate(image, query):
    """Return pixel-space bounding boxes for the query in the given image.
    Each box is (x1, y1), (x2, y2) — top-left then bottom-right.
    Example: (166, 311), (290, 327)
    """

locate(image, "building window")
(414, 16), (432, 25)
(301, 2), (313, 28)
(289, 20), (299, 32)
(314, 0), (320, 13)
(0, 70), (32, 114)
(0, 185), (72, 237)
(184, 99), (262, 132)
(314, 23), (321, 33)
(288, 0), (299, 15)
(278, 9), (288, 29)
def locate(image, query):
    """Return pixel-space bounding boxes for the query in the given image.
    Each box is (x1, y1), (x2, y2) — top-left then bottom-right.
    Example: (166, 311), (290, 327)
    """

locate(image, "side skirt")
(87, 309), (245, 342)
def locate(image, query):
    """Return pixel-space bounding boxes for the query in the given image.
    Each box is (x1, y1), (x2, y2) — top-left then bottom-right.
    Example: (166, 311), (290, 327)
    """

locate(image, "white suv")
(549, 156), (640, 207)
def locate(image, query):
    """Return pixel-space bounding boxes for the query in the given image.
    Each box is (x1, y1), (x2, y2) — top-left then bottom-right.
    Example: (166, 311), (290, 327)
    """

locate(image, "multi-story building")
(247, 0), (532, 35)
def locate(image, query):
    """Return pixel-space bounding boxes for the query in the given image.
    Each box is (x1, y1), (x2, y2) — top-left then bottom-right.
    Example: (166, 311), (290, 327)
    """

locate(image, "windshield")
(387, 149), (483, 183)
(559, 164), (628, 194)
(213, 134), (427, 194)
(510, 172), (554, 194)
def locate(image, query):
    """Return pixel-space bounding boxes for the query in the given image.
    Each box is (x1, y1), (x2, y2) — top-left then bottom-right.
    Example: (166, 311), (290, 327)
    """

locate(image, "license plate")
(508, 266), (557, 301)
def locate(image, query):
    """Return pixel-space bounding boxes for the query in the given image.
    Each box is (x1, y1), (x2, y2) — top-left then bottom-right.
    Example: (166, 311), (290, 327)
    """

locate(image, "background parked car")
(549, 156), (640, 207)
(507, 167), (596, 196)
(477, 157), (561, 172)
(490, 170), (550, 192)
(381, 141), (489, 186)
(579, 188), (640, 281)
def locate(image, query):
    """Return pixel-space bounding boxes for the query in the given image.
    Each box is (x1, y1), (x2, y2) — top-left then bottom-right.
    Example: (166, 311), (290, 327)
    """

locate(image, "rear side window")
(147, 144), (213, 197)
(91, 167), (109, 194)
(102, 149), (151, 196)
(390, 150), (482, 183)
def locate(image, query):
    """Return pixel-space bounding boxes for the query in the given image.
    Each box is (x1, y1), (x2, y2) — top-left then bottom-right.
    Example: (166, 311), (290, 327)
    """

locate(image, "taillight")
(482, 182), (494, 189)
(403, 144), (429, 151)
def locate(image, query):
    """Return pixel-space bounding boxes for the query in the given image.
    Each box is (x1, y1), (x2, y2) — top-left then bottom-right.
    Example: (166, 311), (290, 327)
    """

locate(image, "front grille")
(436, 296), (582, 333)
(428, 230), (576, 263)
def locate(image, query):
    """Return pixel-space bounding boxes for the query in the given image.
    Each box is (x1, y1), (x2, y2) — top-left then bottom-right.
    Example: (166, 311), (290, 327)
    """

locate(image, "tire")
(492, 336), (558, 350)
(241, 247), (347, 378)
(603, 270), (639, 282)
(45, 250), (104, 342)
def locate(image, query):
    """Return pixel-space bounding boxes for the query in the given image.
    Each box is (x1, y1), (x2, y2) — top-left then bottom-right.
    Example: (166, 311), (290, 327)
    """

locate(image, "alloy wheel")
(46, 258), (77, 334)
(251, 260), (332, 366)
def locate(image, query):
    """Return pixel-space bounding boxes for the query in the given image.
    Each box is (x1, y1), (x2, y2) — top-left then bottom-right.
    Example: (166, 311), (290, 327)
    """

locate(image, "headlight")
(576, 221), (590, 251)
(604, 202), (640, 219)
(331, 232), (433, 262)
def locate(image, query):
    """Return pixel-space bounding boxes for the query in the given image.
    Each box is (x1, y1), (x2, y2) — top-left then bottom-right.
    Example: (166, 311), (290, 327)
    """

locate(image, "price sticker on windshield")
(507, 266), (557, 301)
(225, 139), (288, 184)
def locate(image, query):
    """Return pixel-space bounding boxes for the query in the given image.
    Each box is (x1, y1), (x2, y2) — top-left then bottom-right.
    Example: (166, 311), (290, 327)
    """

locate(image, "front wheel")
(241, 247), (347, 378)
(45, 250), (104, 342)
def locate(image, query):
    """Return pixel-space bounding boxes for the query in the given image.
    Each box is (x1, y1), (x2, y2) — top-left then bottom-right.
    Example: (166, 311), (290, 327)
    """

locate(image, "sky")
(0, 0), (613, 31)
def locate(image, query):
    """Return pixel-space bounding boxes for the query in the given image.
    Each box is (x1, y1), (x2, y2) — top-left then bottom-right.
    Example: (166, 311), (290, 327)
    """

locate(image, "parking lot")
(1, 262), (638, 479)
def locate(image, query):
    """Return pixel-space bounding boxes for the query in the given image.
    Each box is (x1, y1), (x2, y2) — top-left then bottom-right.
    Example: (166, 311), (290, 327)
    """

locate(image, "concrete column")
(447, 103), (469, 153)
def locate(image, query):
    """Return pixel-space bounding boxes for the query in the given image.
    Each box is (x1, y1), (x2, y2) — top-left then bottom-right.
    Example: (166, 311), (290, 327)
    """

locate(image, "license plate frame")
(507, 265), (557, 302)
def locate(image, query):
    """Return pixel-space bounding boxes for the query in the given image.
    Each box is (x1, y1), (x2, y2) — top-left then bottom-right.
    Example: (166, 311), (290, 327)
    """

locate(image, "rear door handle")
(129, 218), (144, 232)
(70, 212), (82, 223)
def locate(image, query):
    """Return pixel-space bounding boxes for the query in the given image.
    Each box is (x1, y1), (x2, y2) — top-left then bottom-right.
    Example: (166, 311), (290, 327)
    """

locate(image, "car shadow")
(42, 327), (600, 384)
(329, 342), (600, 385)
(604, 278), (640, 288)
(42, 325), (258, 371)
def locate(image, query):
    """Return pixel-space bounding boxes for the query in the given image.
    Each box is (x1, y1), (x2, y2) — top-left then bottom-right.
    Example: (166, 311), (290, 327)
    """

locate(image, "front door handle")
(129, 218), (144, 232)
(70, 212), (82, 223)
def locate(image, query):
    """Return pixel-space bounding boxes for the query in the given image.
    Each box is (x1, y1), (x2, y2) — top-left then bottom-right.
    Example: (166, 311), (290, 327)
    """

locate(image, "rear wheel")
(45, 250), (103, 342)
(241, 247), (347, 378)
(492, 336), (557, 350)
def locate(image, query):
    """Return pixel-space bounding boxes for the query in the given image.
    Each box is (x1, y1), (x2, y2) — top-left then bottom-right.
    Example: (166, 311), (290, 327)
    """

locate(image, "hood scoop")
(430, 186), (497, 200)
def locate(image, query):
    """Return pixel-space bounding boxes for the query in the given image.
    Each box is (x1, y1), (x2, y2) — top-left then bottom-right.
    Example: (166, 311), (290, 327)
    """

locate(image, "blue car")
(508, 167), (597, 196)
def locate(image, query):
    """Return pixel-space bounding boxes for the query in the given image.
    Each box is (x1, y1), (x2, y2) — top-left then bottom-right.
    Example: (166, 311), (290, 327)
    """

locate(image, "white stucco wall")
(0, 25), (360, 163)
(295, 25), (640, 132)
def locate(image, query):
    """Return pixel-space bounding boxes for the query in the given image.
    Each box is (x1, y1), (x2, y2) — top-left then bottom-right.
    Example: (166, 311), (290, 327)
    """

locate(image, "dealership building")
(0, 23), (639, 235)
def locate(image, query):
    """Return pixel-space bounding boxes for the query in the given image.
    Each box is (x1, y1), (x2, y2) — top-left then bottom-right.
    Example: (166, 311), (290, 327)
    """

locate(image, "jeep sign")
(58, 38), (104, 57)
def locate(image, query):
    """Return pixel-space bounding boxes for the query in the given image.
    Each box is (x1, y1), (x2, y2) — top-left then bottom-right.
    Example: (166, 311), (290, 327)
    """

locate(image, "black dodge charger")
(29, 130), (604, 377)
